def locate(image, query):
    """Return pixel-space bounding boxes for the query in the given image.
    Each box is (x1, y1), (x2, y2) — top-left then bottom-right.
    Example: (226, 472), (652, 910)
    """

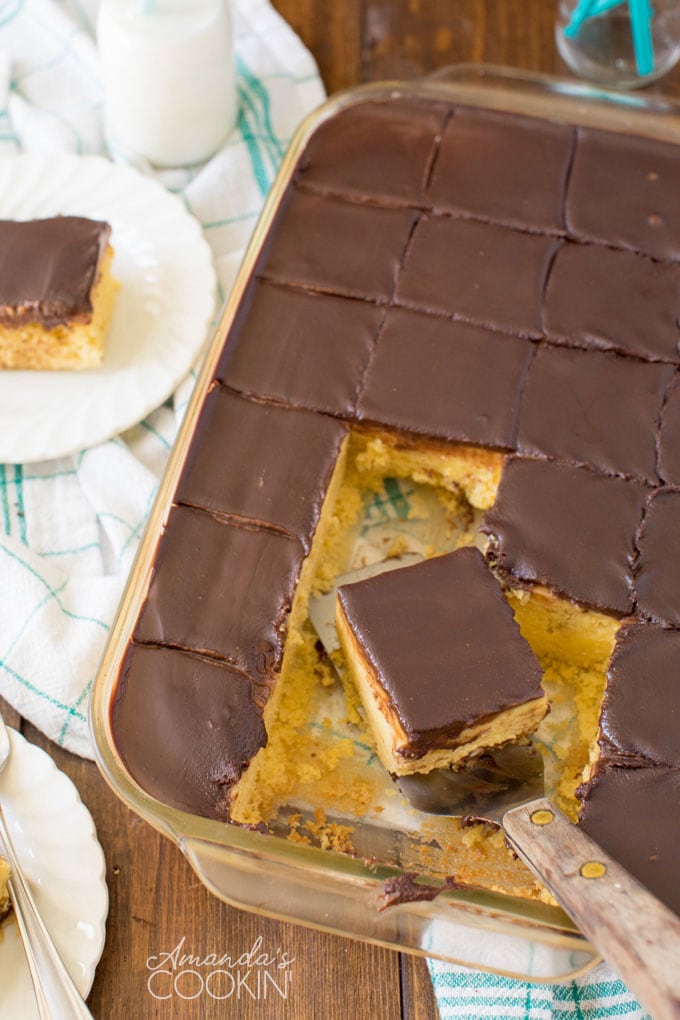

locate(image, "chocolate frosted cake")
(0, 216), (117, 370)
(336, 547), (547, 775)
(110, 94), (680, 915)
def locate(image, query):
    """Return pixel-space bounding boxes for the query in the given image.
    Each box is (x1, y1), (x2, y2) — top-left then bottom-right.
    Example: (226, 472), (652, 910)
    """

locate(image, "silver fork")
(0, 714), (94, 1019)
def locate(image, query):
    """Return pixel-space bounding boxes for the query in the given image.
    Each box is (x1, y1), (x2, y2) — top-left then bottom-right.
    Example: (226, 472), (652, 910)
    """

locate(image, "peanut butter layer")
(395, 216), (559, 338)
(176, 387), (348, 553)
(295, 98), (449, 205)
(0, 216), (111, 327)
(216, 280), (384, 416)
(356, 307), (534, 450)
(594, 622), (680, 770)
(336, 547), (546, 773)
(482, 457), (648, 615)
(113, 644), (265, 820)
(517, 344), (673, 484)
(427, 106), (574, 232)
(567, 127), (680, 261)
(544, 241), (680, 363)
(578, 766), (680, 917)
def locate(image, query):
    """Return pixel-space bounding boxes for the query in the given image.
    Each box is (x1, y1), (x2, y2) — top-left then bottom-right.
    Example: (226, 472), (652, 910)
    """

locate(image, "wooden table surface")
(6, 4), (680, 1019)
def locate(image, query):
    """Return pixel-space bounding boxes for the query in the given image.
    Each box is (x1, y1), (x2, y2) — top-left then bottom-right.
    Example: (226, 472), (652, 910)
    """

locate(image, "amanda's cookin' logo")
(146, 935), (295, 1002)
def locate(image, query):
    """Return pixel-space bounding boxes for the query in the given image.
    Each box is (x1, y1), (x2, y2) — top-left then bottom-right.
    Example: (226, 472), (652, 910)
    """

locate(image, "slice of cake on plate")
(0, 216), (117, 370)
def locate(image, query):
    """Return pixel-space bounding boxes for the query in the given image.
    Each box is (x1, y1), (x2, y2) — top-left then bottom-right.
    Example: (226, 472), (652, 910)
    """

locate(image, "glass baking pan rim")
(90, 63), (680, 980)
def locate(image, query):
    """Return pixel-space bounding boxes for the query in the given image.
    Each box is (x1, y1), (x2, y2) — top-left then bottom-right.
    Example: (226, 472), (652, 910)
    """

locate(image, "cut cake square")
(357, 306), (534, 450)
(516, 344), (673, 484)
(427, 106), (574, 232)
(567, 127), (680, 261)
(481, 457), (648, 615)
(589, 622), (680, 772)
(543, 241), (680, 362)
(395, 215), (558, 338)
(634, 488), (680, 628)
(335, 546), (547, 776)
(0, 216), (116, 370)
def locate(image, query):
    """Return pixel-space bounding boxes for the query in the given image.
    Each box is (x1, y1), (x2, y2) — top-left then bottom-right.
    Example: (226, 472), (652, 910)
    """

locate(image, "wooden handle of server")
(503, 798), (680, 1020)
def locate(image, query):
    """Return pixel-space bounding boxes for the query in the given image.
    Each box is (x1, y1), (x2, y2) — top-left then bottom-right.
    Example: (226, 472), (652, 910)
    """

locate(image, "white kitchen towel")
(428, 957), (650, 1020)
(0, 0), (324, 757)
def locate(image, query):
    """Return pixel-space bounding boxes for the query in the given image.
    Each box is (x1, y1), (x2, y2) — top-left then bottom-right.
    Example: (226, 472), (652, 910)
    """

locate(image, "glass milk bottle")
(97, 0), (237, 167)
(556, 0), (680, 88)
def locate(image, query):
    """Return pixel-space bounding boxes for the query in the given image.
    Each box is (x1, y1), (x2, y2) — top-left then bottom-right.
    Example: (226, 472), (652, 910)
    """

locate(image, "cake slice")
(335, 546), (548, 776)
(584, 622), (680, 777)
(0, 216), (117, 370)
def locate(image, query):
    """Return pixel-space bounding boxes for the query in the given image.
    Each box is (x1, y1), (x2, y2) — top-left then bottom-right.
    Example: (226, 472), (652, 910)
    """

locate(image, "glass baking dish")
(90, 64), (680, 982)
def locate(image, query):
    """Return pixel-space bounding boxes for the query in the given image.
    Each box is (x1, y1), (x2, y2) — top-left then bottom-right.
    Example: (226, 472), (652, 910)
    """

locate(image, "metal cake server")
(309, 563), (680, 1020)
(0, 714), (94, 1020)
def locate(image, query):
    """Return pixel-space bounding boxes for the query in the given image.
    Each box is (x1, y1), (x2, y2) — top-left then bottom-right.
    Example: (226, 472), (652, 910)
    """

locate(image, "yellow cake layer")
(506, 586), (619, 818)
(0, 856), (10, 920)
(354, 427), (504, 511)
(0, 245), (118, 370)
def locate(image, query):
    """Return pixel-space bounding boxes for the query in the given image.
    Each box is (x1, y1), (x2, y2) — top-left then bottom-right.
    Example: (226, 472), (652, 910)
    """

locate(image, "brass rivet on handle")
(580, 861), (607, 879)
(530, 809), (554, 826)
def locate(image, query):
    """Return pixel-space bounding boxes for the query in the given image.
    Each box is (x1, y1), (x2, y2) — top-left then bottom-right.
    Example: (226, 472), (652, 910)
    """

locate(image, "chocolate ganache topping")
(0, 216), (110, 328)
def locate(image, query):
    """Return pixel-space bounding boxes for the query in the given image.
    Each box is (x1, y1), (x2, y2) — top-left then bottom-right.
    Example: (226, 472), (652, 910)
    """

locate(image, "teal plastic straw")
(563, 0), (656, 76)
(590, 0), (627, 16)
(629, 0), (655, 74)
(563, 0), (601, 37)
(564, 0), (626, 37)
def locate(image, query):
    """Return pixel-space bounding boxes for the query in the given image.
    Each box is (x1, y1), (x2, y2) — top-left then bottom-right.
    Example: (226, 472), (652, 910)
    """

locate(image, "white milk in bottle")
(97, 0), (237, 167)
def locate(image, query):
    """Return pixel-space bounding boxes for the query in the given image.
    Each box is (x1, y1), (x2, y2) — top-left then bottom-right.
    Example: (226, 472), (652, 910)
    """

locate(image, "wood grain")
(5, 4), (680, 1018)
(17, 719), (403, 1019)
(273, 0), (680, 92)
(272, 0), (364, 93)
(401, 951), (438, 1020)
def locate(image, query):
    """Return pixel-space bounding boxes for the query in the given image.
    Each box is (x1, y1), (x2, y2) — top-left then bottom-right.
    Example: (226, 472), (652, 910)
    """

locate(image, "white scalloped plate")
(0, 153), (216, 463)
(0, 729), (108, 1017)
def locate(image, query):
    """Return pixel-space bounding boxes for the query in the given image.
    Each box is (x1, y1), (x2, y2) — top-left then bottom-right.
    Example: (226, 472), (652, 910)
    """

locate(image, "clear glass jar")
(97, 0), (237, 168)
(556, 0), (680, 89)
